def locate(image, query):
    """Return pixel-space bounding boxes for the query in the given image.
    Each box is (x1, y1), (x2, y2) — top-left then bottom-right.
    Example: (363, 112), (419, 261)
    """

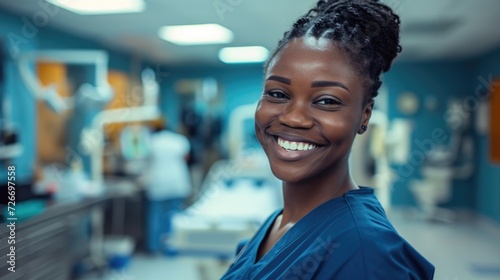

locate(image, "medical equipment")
(387, 118), (413, 165)
(410, 99), (474, 222)
(80, 66), (160, 186)
(227, 102), (259, 160)
(17, 50), (113, 114)
(17, 49), (124, 184)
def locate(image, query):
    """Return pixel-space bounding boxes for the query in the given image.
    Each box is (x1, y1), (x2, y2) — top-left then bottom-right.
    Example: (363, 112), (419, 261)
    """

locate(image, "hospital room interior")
(0, 0), (499, 279)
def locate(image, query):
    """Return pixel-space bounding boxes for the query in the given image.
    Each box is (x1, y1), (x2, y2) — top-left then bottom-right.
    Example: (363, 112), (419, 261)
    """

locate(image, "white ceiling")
(1, 0), (500, 66)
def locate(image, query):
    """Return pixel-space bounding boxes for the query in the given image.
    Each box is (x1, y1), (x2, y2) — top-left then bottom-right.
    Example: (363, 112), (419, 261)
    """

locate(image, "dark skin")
(254, 37), (373, 262)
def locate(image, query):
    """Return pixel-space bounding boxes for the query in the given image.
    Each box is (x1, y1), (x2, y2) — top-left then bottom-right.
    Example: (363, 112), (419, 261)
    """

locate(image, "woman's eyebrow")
(311, 80), (351, 93)
(266, 75), (291, 85)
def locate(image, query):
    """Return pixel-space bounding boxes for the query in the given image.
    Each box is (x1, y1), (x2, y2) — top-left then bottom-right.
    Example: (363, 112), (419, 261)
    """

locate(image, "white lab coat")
(146, 130), (191, 201)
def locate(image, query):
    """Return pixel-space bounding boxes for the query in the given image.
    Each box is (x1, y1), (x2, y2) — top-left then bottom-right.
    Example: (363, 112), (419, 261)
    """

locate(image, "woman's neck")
(279, 164), (358, 226)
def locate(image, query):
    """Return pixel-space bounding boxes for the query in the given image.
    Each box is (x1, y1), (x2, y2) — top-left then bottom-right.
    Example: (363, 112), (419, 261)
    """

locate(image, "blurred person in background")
(144, 117), (192, 255)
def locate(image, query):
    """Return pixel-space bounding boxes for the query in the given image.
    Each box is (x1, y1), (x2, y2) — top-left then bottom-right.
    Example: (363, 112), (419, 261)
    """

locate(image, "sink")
(421, 166), (453, 181)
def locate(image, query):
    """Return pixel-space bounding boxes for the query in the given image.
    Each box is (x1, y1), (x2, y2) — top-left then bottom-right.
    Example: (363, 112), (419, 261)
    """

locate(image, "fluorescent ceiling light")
(158, 24), (233, 46)
(46, 0), (146, 15)
(218, 46), (269, 64)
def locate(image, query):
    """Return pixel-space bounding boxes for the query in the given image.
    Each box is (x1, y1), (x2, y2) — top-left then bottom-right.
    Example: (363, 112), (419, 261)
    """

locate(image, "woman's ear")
(358, 101), (374, 134)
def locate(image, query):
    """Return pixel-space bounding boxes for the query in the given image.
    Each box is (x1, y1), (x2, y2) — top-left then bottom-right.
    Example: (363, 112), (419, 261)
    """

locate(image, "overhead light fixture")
(158, 24), (233, 46)
(46, 0), (146, 15)
(218, 46), (269, 64)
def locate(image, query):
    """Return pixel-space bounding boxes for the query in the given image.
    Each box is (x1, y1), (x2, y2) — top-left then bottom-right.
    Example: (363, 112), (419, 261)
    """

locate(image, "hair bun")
(309, 0), (381, 18)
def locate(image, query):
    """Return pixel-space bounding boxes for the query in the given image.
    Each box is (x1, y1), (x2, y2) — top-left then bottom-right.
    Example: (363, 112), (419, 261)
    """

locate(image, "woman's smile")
(277, 137), (317, 151)
(269, 135), (321, 161)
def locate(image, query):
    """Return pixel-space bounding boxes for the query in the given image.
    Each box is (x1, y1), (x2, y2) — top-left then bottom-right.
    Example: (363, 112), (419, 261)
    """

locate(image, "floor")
(390, 210), (500, 280)
(79, 255), (227, 280)
(80, 209), (500, 280)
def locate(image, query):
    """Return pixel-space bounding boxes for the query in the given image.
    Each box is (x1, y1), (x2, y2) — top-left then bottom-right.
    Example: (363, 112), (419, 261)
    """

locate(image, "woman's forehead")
(266, 38), (357, 78)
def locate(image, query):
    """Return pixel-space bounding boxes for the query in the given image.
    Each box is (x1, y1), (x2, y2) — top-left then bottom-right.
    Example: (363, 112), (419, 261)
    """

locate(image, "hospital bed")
(167, 154), (282, 260)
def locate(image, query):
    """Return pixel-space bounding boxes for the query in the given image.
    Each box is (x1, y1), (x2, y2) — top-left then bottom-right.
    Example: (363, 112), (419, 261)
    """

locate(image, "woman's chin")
(270, 166), (308, 184)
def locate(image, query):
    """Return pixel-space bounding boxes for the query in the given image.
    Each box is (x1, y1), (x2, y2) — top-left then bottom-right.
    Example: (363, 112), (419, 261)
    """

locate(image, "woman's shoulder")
(326, 190), (435, 279)
(303, 189), (401, 251)
(342, 187), (394, 228)
(337, 190), (408, 247)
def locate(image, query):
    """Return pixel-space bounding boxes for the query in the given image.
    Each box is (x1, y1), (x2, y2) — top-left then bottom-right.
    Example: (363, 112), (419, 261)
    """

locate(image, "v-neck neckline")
(253, 209), (283, 264)
(251, 192), (352, 265)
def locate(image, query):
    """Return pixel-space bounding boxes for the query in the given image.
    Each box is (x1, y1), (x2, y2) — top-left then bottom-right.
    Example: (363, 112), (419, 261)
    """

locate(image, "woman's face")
(255, 37), (372, 184)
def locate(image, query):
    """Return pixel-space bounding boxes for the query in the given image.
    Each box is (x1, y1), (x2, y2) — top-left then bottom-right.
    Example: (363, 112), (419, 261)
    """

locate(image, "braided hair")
(265, 0), (401, 104)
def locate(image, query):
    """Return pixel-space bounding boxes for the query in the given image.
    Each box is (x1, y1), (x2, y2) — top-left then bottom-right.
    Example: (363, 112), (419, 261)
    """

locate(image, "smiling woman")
(221, 0), (435, 279)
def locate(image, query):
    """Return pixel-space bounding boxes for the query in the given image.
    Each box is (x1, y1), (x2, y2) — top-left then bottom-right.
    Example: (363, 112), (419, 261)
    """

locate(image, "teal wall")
(1, 9), (39, 182)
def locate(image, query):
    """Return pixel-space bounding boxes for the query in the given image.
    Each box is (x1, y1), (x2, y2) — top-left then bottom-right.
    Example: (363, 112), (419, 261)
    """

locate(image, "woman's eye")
(265, 90), (288, 99)
(316, 98), (341, 105)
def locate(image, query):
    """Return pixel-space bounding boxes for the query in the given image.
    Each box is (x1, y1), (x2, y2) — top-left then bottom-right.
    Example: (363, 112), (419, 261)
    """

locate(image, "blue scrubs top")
(221, 187), (435, 280)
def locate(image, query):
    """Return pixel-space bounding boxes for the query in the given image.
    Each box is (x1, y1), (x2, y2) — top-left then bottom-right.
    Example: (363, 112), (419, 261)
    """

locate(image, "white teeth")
(277, 137), (317, 151)
(284, 141), (290, 149)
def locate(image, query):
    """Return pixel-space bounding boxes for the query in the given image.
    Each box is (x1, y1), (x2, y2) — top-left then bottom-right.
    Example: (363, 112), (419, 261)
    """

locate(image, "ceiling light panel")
(158, 24), (234, 46)
(218, 46), (269, 64)
(46, 0), (146, 15)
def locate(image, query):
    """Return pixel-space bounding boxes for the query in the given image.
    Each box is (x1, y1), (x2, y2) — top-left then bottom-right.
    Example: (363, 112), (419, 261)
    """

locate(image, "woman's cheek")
(255, 101), (272, 127)
(254, 105), (266, 142)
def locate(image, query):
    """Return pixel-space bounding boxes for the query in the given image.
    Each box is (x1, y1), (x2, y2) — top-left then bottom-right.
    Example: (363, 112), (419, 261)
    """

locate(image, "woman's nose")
(278, 101), (313, 128)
